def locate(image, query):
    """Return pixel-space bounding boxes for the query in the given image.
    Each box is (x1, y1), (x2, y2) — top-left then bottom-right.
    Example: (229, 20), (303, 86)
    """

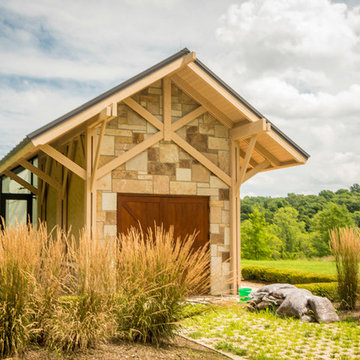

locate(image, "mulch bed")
(10, 337), (228, 360)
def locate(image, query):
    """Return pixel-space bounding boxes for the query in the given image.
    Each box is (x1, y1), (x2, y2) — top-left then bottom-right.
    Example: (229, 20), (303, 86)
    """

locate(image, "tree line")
(241, 184), (360, 259)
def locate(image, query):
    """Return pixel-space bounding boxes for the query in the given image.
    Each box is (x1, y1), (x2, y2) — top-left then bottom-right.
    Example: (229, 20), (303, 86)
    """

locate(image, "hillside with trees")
(241, 184), (360, 259)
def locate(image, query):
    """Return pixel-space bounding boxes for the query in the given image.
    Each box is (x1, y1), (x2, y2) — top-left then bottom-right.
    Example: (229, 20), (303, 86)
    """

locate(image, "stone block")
(224, 227), (230, 245)
(187, 133), (207, 152)
(197, 187), (219, 196)
(104, 225), (117, 237)
(192, 164), (210, 182)
(160, 143), (179, 163)
(210, 244), (218, 257)
(219, 151), (230, 174)
(148, 162), (176, 176)
(223, 201), (230, 210)
(125, 151), (148, 172)
(219, 188), (230, 200)
(210, 176), (228, 189)
(115, 136), (133, 144)
(154, 175), (169, 194)
(102, 192), (116, 211)
(170, 181), (196, 195)
(222, 210), (230, 224)
(210, 224), (219, 234)
(215, 125), (228, 138)
(208, 137), (229, 151)
(128, 108), (147, 125)
(176, 168), (191, 181)
(101, 135), (115, 156)
(112, 170), (137, 179)
(210, 206), (222, 224)
(133, 133), (144, 144)
(203, 152), (218, 165)
(97, 173), (112, 191)
(96, 221), (104, 240)
(179, 159), (191, 168)
(199, 124), (215, 135)
(105, 211), (117, 225)
(210, 233), (223, 245)
(148, 147), (159, 161)
(112, 179), (152, 193)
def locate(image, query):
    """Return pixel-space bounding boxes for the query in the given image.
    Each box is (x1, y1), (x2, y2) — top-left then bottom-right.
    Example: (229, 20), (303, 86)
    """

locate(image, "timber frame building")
(0, 49), (309, 294)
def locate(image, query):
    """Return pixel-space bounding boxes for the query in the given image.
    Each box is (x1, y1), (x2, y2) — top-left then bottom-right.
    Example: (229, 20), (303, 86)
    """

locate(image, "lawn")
(182, 304), (360, 359)
(242, 259), (337, 275)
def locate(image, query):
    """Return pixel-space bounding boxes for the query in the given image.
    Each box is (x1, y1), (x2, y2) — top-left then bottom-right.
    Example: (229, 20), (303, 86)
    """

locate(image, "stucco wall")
(96, 81), (231, 293)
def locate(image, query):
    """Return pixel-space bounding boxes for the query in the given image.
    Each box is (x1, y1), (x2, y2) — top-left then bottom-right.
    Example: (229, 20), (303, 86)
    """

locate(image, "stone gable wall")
(96, 81), (231, 293)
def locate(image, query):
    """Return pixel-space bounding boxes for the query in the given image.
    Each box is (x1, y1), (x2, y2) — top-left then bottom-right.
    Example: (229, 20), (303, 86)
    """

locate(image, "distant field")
(241, 259), (337, 275)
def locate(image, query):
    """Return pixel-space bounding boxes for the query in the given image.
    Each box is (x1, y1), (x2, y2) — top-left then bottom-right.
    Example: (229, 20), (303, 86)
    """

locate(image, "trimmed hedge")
(242, 265), (337, 284)
(295, 282), (339, 302)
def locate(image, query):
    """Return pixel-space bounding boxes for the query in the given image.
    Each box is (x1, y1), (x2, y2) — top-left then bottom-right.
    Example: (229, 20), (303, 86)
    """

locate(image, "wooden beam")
(187, 62), (260, 123)
(239, 149), (259, 168)
(61, 141), (74, 199)
(122, 97), (163, 131)
(237, 135), (257, 188)
(163, 77), (172, 140)
(17, 159), (61, 192)
(251, 141), (281, 166)
(171, 132), (231, 186)
(96, 131), (164, 180)
(171, 73), (233, 128)
(40, 144), (86, 180)
(91, 120), (107, 191)
(31, 52), (196, 146)
(230, 118), (270, 140)
(267, 130), (308, 163)
(172, 106), (207, 132)
(4, 170), (39, 195)
(243, 160), (271, 183)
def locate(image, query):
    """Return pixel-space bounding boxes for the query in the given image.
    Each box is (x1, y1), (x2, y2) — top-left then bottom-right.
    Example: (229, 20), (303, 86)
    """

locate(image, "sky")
(0, 0), (359, 198)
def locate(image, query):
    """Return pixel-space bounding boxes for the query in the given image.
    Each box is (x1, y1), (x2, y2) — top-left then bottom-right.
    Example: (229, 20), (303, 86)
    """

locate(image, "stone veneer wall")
(96, 80), (231, 294)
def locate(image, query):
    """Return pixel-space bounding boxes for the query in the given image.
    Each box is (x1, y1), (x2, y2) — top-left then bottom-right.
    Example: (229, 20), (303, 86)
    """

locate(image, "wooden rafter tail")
(122, 97), (163, 131)
(17, 158), (62, 192)
(171, 132), (231, 187)
(5, 170), (39, 195)
(40, 144), (86, 180)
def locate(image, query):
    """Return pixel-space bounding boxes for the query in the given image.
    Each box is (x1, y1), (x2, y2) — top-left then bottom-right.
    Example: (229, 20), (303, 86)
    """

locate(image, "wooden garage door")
(117, 194), (209, 249)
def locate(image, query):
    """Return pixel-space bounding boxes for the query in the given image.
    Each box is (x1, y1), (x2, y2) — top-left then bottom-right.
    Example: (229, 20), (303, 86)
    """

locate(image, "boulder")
(248, 283), (339, 323)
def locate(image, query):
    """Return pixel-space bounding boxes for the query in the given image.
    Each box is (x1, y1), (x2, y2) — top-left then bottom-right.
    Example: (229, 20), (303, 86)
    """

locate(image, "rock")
(308, 296), (340, 323)
(247, 283), (339, 323)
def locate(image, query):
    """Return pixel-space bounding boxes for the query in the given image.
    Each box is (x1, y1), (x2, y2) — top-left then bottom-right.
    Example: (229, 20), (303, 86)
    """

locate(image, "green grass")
(242, 259), (337, 275)
(181, 304), (360, 360)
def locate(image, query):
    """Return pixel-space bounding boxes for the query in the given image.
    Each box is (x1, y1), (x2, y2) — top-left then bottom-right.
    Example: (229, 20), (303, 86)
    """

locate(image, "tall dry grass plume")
(330, 227), (360, 310)
(115, 225), (209, 344)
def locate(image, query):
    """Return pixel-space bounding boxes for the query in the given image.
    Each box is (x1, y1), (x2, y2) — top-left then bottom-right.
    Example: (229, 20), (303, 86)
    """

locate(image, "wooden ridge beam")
(17, 159), (61, 192)
(172, 106), (207, 132)
(4, 170), (39, 195)
(230, 118), (270, 140)
(96, 131), (163, 180)
(171, 74), (233, 129)
(171, 132), (231, 186)
(40, 144), (86, 180)
(122, 97), (163, 131)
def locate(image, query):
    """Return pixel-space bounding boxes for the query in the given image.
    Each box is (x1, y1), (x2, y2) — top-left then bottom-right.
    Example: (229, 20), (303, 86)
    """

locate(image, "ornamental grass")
(329, 227), (360, 310)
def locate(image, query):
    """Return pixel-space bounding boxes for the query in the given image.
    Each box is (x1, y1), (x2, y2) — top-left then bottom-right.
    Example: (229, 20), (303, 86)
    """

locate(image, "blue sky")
(0, 0), (359, 197)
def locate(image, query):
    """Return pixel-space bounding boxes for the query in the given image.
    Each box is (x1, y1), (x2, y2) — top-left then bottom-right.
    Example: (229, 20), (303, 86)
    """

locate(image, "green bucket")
(239, 287), (252, 302)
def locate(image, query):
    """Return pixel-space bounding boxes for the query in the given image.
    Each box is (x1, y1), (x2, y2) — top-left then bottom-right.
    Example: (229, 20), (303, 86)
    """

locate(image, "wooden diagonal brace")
(171, 132), (231, 186)
(243, 159), (271, 183)
(40, 144), (86, 180)
(237, 135), (257, 190)
(17, 159), (61, 192)
(4, 170), (39, 195)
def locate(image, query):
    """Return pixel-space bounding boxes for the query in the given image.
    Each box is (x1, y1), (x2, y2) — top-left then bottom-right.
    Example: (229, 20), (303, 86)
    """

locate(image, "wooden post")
(85, 127), (97, 238)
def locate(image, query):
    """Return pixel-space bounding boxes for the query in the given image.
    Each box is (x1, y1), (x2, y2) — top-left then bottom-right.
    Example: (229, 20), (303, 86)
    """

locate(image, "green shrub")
(295, 282), (339, 302)
(330, 227), (360, 310)
(242, 265), (337, 284)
